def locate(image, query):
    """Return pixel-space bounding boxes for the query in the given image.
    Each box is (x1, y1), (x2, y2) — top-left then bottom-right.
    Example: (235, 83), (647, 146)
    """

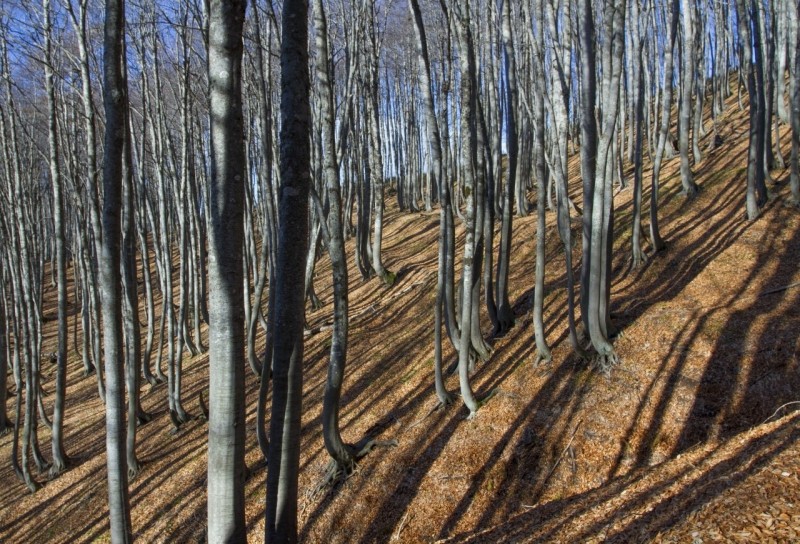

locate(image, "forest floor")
(2, 95), (800, 543)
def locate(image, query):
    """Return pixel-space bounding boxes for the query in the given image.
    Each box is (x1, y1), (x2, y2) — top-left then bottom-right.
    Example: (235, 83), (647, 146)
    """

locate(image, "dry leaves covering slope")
(1, 92), (800, 543)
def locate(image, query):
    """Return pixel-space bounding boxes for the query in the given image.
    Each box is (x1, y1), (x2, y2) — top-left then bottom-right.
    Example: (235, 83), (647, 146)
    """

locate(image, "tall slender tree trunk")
(790, 0), (800, 205)
(101, 0), (132, 538)
(266, 0), (311, 541)
(43, 0), (69, 476)
(494, 0), (518, 335)
(649, 0), (678, 253)
(678, 0), (699, 197)
(206, 0), (248, 540)
(409, 0), (454, 405)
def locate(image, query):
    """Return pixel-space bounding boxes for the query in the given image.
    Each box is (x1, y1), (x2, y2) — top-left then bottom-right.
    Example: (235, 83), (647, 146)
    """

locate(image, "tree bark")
(101, 0), (132, 538)
(266, 0), (311, 541)
(205, 0), (248, 540)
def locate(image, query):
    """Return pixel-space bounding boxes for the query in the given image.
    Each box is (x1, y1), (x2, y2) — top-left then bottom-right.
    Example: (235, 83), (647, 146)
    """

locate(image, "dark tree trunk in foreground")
(101, 0), (132, 539)
(791, 1), (800, 206)
(206, 0), (248, 541)
(266, 0), (311, 541)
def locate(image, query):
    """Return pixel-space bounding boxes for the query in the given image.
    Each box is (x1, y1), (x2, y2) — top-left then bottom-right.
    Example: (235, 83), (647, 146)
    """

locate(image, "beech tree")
(206, 0), (248, 540)
(266, 0), (311, 540)
(43, 0), (69, 476)
(101, 0), (132, 538)
(0, 0), (798, 539)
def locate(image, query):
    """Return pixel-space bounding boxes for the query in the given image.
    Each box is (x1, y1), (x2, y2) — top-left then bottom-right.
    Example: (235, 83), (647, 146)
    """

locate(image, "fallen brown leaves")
(1, 93), (800, 543)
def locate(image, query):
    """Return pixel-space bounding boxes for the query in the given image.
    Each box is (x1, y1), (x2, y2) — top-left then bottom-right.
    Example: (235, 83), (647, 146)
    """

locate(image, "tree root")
(137, 409), (153, 426)
(169, 408), (193, 433)
(592, 351), (620, 376)
(309, 438), (398, 499)
(413, 397), (454, 427)
(532, 350), (553, 368)
(144, 374), (162, 387)
(48, 457), (69, 479)
(380, 269), (397, 287)
(198, 391), (209, 421)
(128, 457), (142, 480)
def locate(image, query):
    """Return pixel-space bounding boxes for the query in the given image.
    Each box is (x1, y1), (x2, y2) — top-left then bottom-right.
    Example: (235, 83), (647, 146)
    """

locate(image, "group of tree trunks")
(0, 0), (798, 542)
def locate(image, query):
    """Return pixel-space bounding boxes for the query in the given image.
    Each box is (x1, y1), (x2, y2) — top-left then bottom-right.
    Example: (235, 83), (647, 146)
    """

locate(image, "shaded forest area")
(1, 0), (800, 542)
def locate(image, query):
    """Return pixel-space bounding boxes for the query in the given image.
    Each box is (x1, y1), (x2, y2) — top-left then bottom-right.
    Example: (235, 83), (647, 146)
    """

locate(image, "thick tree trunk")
(266, 0), (311, 541)
(101, 0), (132, 538)
(206, 0), (248, 541)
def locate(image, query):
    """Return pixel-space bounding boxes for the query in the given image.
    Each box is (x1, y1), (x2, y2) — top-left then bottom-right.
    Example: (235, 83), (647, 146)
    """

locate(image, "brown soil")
(1, 95), (800, 543)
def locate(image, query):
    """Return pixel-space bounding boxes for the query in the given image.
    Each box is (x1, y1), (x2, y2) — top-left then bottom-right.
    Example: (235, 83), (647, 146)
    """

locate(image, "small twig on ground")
(391, 512), (412, 541)
(303, 278), (431, 337)
(760, 401), (800, 425)
(544, 419), (583, 482)
(759, 282), (800, 297)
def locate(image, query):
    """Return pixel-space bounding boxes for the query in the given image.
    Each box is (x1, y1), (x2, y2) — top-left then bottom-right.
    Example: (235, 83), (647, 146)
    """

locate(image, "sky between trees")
(0, 0), (799, 541)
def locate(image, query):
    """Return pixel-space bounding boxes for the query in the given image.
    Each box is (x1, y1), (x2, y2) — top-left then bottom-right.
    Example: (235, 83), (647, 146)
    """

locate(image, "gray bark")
(43, 0), (69, 476)
(678, 0), (698, 197)
(266, 0), (311, 541)
(790, 0), (800, 205)
(649, 0), (678, 253)
(206, 0), (248, 540)
(494, 0), (518, 335)
(409, 0), (454, 405)
(451, 0), (480, 416)
(313, 0), (359, 471)
(101, 0), (132, 537)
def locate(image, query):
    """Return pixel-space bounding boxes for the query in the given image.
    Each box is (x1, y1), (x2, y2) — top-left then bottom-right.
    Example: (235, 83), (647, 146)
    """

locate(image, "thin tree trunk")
(43, 0), (69, 476)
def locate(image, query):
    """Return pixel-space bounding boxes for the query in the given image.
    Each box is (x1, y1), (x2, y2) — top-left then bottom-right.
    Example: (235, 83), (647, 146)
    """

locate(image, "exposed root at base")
(48, 458), (69, 479)
(592, 351), (620, 376)
(198, 391), (209, 421)
(532, 351), (553, 368)
(128, 458), (142, 480)
(309, 438), (398, 499)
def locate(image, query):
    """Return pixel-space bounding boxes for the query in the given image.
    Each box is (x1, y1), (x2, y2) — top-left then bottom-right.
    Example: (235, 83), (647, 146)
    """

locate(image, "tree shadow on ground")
(443, 413), (800, 543)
